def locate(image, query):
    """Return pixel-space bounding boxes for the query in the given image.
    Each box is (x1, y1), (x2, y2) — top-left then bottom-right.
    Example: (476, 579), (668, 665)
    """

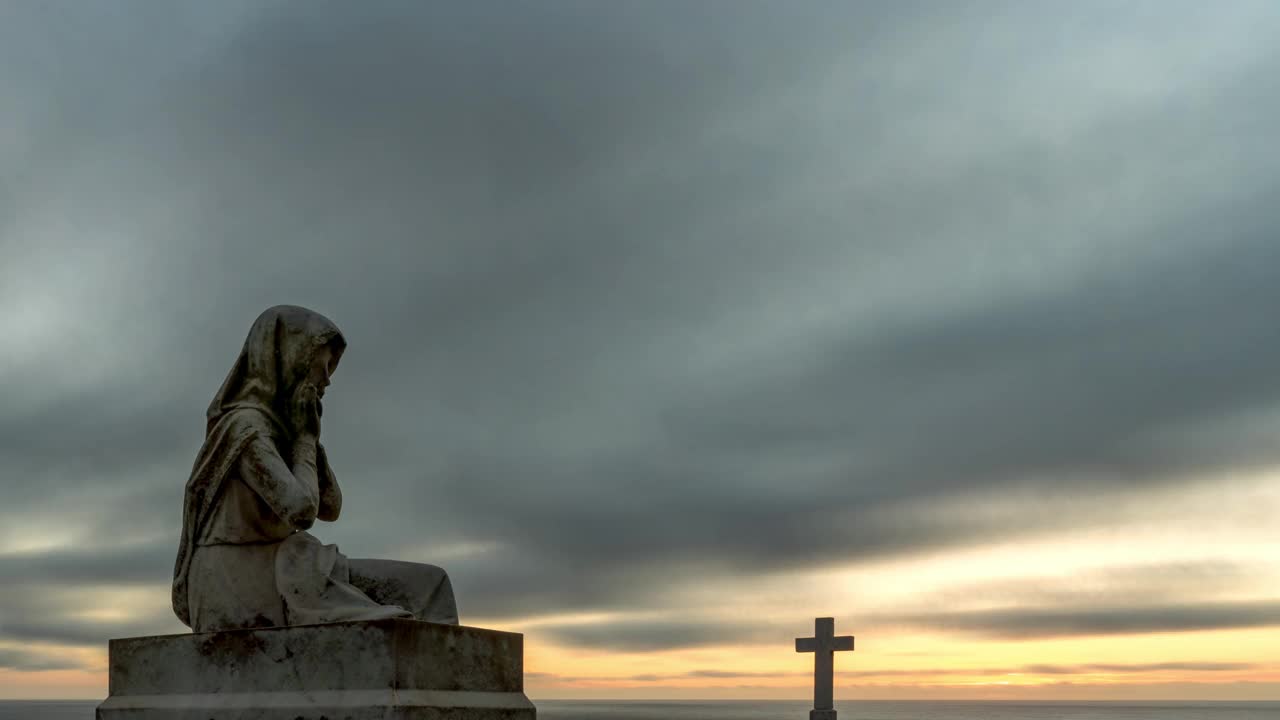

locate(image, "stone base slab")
(96, 619), (535, 719)
(98, 689), (532, 719)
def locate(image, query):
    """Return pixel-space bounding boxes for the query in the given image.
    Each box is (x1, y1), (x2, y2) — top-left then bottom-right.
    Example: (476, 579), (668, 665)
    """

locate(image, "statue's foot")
(359, 604), (416, 621)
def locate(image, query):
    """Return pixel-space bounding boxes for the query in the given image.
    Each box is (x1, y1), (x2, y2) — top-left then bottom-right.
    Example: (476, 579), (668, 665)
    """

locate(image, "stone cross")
(795, 617), (854, 720)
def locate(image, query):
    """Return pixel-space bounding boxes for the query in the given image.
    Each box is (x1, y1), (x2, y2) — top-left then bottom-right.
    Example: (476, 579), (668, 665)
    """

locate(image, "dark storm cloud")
(0, 583), (183, 649)
(0, 545), (173, 586)
(537, 614), (783, 648)
(891, 600), (1280, 639)
(925, 560), (1260, 610)
(0, 617), (171, 648)
(537, 618), (781, 652)
(529, 597), (1280, 652)
(2, 0), (1280, 652)
(0, 648), (85, 672)
(0, 384), (197, 497)
(531, 669), (801, 684)
(529, 661), (1258, 683)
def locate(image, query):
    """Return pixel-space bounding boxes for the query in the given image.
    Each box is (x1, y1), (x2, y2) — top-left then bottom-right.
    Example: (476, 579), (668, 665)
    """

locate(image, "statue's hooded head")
(206, 305), (346, 436)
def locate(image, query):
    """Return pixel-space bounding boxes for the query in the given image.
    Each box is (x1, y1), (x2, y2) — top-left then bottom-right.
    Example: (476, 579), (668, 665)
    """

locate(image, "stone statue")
(171, 305), (458, 632)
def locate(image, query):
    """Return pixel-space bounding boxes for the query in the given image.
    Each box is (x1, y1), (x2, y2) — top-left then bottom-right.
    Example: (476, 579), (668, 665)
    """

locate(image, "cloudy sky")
(2, 0), (1280, 702)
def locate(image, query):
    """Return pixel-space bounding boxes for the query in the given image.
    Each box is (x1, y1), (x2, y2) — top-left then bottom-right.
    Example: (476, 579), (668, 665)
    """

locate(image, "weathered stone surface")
(96, 618), (536, 719)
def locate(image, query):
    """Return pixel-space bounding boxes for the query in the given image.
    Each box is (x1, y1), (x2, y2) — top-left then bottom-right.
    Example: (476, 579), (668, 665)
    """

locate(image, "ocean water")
(9, 699), (1279, 719)
(532, 700), (1280, 719)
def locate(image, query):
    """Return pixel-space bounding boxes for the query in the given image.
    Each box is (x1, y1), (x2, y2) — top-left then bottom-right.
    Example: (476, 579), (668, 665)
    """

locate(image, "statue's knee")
(415, 563), (448, 583)
(433, 566), (453, 591)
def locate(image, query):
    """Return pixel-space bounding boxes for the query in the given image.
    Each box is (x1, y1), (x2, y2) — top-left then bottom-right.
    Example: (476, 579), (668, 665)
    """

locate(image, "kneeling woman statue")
(172, 305), (458, 632)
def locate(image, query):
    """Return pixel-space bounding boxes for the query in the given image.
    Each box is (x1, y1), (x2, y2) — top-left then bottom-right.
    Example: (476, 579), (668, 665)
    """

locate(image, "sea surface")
(5, 699), (1279, 719)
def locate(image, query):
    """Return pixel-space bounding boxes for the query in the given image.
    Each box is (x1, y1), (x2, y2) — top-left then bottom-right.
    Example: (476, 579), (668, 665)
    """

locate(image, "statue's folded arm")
(316, 443), (342, 522)
(239, 435), (321, 531)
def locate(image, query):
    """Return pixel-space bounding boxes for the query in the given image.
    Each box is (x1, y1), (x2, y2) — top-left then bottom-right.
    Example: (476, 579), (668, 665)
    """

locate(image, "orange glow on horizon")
(4, 470), (1277, 702)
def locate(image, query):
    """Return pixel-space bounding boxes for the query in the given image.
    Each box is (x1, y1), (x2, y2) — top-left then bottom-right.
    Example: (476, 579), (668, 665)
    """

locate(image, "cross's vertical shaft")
(814, 617), (834, 710)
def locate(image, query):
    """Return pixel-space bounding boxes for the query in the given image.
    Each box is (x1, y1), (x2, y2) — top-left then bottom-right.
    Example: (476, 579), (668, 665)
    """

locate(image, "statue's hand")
(290, 383), (323, 438)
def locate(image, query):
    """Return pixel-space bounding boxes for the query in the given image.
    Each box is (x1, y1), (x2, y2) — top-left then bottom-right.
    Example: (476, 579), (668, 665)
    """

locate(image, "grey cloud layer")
(532, 598), (1280, 651)
(0, 583), (181, 652)
(0, 648), (86, 672)
(3, 0), (1280, 655)
(891, 600), (1280, 640)
(530, 661), (1260, 684)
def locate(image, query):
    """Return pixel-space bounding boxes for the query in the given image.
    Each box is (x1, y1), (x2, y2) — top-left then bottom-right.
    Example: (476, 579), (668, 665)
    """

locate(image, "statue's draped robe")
(172, 305), (457, 632)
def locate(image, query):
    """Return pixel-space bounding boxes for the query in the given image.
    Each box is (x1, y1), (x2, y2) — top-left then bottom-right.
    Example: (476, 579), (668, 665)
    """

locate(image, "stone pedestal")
(96, 618), (536, 719)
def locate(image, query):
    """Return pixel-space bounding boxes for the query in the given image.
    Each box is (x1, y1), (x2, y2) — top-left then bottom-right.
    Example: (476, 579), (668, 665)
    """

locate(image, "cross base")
(810, 710), (837, 720)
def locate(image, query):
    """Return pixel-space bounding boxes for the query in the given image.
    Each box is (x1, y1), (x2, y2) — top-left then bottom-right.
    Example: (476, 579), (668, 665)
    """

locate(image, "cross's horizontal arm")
(796, 636), (855, 653)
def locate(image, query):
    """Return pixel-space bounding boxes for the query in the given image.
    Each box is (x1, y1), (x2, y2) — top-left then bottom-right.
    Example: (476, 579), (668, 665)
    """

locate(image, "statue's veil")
(205, 305), (346, 436)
